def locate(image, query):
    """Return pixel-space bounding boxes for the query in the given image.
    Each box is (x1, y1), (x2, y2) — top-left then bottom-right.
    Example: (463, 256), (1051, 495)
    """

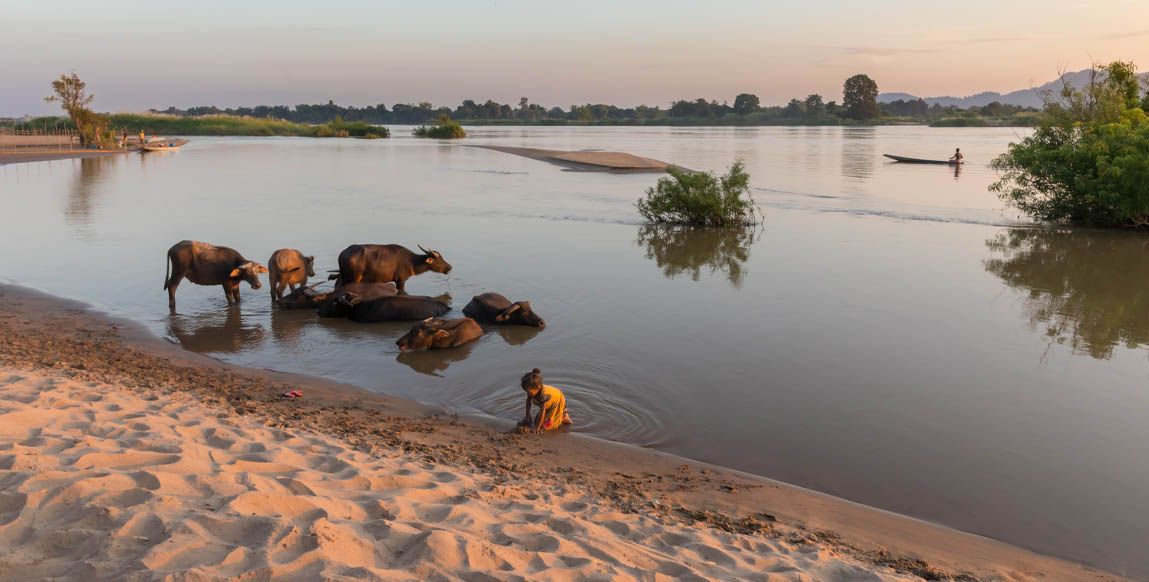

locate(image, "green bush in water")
(991, 61), (1149, 227)
(413, 115), (466, 139)
(636, 160), (759, 226)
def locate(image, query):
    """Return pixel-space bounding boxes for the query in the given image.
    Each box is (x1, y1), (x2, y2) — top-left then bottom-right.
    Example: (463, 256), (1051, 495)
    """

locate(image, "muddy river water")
(3, 126), (1148, 577)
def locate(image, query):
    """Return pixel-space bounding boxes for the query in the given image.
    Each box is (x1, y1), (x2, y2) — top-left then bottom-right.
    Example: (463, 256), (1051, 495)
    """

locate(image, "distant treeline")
(146, 95), (1039, 127)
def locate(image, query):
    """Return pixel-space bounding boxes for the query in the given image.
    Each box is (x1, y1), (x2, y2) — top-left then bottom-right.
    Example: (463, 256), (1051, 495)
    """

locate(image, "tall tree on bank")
(44, 72), (112, 147)
(842, 74), (880, 120)
(733, 93), (760, 115)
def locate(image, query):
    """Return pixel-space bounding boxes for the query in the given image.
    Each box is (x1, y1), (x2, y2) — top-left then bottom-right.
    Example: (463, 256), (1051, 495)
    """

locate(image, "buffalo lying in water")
(267, 248), (316, 302)
(396, 317), (482, 351)
(314, 282), (399, 317)
(323, 293), (449, 322)
(164, 240), (267, 311)
(462, 293), (545, 328)
(334, 244), (451, 292)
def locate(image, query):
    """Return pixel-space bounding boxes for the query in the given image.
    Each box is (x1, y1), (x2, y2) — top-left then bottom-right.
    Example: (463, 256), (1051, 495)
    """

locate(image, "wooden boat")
(883, 154), (961, 164)
(141, 139), (188, 152)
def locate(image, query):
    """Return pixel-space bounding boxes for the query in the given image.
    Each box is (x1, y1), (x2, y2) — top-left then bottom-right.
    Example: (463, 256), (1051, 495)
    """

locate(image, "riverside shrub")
(413, 115), (466, 139)
(991, 61), (1149, 227)
(635, 161), (759, 226)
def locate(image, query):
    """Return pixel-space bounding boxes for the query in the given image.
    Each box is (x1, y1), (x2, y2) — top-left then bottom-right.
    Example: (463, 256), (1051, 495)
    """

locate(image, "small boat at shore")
(883, 154), (962, 165)
(141, 139), (188, 152)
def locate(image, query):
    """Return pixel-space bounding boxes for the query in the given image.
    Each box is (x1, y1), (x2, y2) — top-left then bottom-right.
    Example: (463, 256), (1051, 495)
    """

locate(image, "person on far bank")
(519, 368), (572, 433)
(950, 148), (963, 163)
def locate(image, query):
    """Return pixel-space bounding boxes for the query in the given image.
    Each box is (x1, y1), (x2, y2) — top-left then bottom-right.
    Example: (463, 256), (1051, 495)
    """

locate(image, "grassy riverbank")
(4, 114), (389, 138)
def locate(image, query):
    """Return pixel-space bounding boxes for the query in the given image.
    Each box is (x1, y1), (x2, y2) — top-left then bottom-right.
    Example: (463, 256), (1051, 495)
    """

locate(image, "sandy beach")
(0, 284), (1126, 582)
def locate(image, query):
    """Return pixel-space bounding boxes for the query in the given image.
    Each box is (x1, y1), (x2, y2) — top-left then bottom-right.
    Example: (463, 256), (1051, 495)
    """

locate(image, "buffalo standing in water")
(462, 293), (546, 328)
(335, 244), (451, 292)
(327, 293), (449, 322)
(396, 317), (482, 351)
(164, 240), (266, 311)
(267, 248), (316, 302)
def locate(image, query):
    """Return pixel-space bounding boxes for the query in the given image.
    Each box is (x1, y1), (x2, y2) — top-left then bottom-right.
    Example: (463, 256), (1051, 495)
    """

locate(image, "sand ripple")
(0, 367), (921, 581)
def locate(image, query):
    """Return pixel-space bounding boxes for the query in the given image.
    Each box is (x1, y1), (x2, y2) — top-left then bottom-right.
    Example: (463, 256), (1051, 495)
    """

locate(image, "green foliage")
(413, 115), (466, 138)
(636, 161), (759, 227)
(43, 72), (114, 147)
(312, 119), (389, 138)
(990, 61), (1149, 227)
(107, 113), (315, 136)
(843, 74), (880, 120)
(733, 93), (760, 115)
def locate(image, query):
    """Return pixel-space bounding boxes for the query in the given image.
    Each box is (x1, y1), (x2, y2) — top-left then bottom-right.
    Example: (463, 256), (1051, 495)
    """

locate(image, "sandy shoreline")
(0, 283), (1125, 581)
(0, 150), (129, 165)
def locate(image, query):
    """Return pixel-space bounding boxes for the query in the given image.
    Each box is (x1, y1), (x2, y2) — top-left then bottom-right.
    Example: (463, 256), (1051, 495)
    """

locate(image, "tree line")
(145, 74), (1032, 125)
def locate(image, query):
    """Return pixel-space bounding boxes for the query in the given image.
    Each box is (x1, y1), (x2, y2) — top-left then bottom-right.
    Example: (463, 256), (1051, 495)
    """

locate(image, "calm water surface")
(3, 127), (1148, 577)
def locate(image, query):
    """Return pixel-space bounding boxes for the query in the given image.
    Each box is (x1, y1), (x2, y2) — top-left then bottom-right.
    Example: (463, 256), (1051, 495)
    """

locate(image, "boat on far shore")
(883, 154), (962, 164)
(141, 139), (188, 152)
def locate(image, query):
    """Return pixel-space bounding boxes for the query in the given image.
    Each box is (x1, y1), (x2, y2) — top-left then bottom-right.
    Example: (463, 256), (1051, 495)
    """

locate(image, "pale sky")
(3, 0), (1148, 116)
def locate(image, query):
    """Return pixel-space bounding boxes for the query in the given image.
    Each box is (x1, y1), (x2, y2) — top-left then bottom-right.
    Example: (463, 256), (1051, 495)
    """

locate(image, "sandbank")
(0, 284), (1125, 582)
(469, 145), (688, 173)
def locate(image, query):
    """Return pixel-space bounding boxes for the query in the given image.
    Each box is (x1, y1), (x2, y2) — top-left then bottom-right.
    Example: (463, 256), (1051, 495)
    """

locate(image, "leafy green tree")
(733, 93), (760, 115)
(842, 74), (879, 120)
(783, 99), (804, 118)
(44, 72), (113, 147)
(804, 94), (824, 116)
(991, 61), (1149, 227)
(636, 161), (759, 226)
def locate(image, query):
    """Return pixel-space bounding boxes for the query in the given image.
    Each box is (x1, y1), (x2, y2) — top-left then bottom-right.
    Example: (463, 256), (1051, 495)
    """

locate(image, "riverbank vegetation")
(991, 61), (1149, 228)
(43, 73), (116, 148)
(139, 73), (1038, 128)
(5, 113), (389, 139)
(636, 161), (759, 227)
(412, 115), (466, 138)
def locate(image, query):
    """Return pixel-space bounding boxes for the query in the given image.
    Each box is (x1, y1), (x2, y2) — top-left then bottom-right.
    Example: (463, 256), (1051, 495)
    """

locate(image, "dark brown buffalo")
(267, 248), (316, 302)
(396, 317), (482, 351)
(315, 282), (399, 317)
(164, 240), (267, 311)
(332, 294), (449, 322)
(462, 293), (545, 328)
(335, 244), (451, 292)
(277, 283), (329, 309)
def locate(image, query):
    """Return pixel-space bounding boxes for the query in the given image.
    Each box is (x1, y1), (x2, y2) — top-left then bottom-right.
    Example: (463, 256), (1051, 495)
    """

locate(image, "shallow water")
(3, 126), (1148, 577)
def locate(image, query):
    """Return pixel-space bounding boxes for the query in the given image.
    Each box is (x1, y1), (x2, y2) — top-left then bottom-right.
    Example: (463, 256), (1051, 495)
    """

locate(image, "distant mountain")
(879, 69), (1149, 109)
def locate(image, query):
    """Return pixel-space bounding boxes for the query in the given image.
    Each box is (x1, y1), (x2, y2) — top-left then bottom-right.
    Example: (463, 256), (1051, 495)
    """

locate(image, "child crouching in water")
(520, 368), (572, 433)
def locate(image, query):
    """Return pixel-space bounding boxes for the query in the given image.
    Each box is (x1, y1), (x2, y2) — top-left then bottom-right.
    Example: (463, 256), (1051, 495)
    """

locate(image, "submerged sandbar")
(470, 144), (688, 172)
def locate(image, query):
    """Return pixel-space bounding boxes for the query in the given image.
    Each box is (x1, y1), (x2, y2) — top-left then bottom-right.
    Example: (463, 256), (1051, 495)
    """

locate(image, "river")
(2, 126), (1147, 577)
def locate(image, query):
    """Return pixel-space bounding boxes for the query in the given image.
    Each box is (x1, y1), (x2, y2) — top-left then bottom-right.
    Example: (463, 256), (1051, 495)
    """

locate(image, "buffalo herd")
(163, 240), (544, 352)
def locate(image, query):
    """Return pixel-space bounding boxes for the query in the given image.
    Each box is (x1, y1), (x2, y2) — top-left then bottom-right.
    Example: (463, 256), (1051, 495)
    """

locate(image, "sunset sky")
(3, 0), (1148, 115)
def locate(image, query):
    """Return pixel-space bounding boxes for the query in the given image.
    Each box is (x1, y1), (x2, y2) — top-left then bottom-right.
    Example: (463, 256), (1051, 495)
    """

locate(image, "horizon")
(3, 0), (1148, 116)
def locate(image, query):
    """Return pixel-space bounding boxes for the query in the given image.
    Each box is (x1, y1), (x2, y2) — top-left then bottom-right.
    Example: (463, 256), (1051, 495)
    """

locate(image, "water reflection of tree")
(985, 228), (1149, 359)
(636, 225), (758, 287)
(66, 156), (111, 237)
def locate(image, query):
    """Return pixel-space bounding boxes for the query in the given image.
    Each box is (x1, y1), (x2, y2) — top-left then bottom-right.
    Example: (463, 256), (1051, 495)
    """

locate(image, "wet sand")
(0, 150), (128, 165)
(0, 283), (1125, 582)
(469, 145), (688, 172)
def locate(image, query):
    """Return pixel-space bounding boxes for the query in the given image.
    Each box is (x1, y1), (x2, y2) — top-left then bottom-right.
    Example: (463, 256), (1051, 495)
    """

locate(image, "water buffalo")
(462, 293), (546, 328)
(333, 294), (449, 323)
(164, 240), (267, 311)
(315, 282), (399, 317)
(267, 248), (315, 302)
(335, 244), (451, 292)
(277, 283), (329, 309)
(396, 317), (482, 351)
